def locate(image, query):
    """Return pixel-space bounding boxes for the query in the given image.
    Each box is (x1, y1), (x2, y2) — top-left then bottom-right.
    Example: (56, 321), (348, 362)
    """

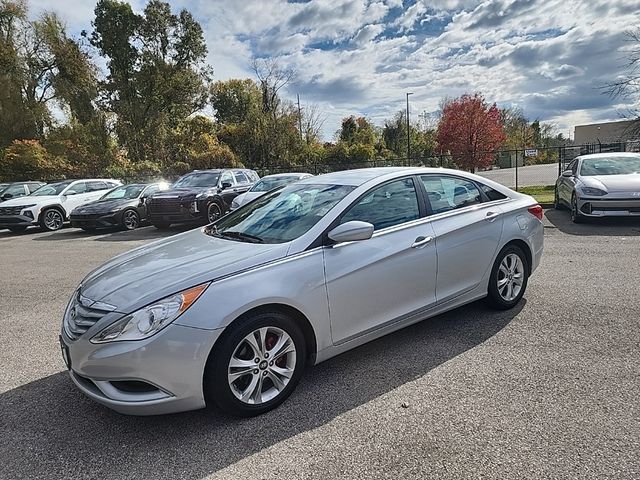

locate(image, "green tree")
(90, 0), (211, 165)
(0, 1), (98, 147)
(210, 78), (260, 124)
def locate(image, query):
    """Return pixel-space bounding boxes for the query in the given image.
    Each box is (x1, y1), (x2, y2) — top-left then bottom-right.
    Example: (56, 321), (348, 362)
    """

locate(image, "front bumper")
(61, 323), (223, 415)
(70, 212), (121, 229)
(0, 214), (37, 228)
(147, 199), (208, 225)
(577, 196), (640, 217)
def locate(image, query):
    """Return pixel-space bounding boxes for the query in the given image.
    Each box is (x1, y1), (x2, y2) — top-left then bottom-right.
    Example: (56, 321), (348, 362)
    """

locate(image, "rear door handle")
(485, 211), (501, 222)
(411, 236), (433, 248)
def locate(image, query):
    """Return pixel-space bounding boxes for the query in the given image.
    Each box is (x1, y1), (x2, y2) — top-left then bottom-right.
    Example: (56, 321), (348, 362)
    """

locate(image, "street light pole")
(406, 92), (413, 163)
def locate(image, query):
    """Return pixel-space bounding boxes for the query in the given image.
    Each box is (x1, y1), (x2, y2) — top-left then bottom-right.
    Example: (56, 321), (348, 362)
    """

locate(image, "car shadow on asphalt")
(544, 209), (640, 236)
(1, 300), (523, 480)
(28, 225), (194, 242)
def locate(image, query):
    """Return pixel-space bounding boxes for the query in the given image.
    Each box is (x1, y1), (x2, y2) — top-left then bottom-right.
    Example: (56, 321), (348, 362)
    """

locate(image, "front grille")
(64, 293), (111, 341)
(597, 206), (640, 213)
(149, 198), (183, 214)
(0, 206), (23, 215)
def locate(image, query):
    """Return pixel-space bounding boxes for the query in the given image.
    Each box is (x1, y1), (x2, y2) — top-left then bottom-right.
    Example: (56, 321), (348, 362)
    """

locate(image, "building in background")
(573, 120), (640, 151)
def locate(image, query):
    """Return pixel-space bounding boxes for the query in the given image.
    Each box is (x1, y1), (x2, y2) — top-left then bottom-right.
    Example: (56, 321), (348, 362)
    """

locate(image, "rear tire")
(204, 311), (307, 417)
(487, 244), (529, 310)
(81, 226), (97, 232)
(153, 222), (171, 230)
(8, 226), (27, 233)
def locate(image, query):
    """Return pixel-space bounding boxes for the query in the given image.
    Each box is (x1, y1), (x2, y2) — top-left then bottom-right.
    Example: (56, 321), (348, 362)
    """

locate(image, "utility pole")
(297, 94), (303, 141)
(406, 92), (413, 162)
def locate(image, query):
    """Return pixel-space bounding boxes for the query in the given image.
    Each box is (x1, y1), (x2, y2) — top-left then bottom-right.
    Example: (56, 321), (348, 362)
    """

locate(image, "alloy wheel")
(44, 210), (63, 230)
(227, 326), (297, 405)
(497, 253), (524, 302)
(208, 203), (222, 223)
(123, 210), (139, 230)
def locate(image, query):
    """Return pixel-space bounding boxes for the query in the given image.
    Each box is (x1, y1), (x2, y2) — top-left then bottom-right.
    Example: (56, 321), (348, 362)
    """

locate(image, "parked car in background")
(555, 152), (640, 223)
(70, 182), (170, 232)
(0, 179), (121, 232)
(230, 173), (313, 210)
(60, 167), (543, 417)
(147, 169), (259, 229)
(0, 181), (45, 202)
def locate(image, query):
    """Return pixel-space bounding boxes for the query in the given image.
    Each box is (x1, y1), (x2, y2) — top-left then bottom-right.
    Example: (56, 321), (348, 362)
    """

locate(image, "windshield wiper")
(219, 230), (264, 243)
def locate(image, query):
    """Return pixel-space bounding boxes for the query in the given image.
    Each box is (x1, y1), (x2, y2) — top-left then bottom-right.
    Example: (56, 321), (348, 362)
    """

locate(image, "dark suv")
(147, 169), (259, 228)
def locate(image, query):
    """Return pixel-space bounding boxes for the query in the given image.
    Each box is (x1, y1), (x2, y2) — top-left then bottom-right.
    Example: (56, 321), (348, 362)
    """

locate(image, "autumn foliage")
(436, 93), (506, 172)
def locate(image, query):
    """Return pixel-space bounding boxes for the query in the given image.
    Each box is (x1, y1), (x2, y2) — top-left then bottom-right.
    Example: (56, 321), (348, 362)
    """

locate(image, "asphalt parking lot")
(1, 213), (639, 480)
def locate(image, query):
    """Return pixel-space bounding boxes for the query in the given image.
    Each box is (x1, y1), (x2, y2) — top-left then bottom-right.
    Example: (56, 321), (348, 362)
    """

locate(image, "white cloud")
(27, 0), (640, 140)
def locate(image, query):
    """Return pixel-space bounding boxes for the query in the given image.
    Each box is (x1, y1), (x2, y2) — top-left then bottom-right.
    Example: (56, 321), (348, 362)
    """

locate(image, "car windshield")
(251, 176), (302, 193)
(101, 185), (145, 200)
(206, 183), (355, 244)
(173, 172), (220, 188)
(31, 181), (72, 196)
(580, 157), (640, 176)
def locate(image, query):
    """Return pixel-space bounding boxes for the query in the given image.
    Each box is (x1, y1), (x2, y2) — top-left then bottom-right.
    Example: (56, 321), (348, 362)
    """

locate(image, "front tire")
(8, 226), (27, 233)
(40, 208), (64, 231)
(204, 311), (307, 417)
(487, 244), (529, 310)
(570, 193), (583, 224)
(554, 187), (564, 210)
(121, 209), (140, 230)
(153, 222), (171, 230)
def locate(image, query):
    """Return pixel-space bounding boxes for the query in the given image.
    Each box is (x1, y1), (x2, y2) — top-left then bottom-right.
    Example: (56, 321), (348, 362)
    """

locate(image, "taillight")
(528, 204), (543, 220)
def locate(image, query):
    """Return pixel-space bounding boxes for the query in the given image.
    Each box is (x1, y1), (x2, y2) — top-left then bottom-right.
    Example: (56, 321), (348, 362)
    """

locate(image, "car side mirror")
(561, 170), (573, 177)
(328, 221), (374, 243)
(2, 193), (12, 200)
(65, 190), (77, 195)
(221, 181), (232, 189)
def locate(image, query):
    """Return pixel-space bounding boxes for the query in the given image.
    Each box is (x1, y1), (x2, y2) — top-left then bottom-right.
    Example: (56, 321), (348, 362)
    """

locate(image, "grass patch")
(518, 185), (555, 204)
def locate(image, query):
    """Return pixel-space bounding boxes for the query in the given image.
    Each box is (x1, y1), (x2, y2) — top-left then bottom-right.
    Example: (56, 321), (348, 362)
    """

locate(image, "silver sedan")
(555, 152), (640, 223)
(60, 167), (544, 417)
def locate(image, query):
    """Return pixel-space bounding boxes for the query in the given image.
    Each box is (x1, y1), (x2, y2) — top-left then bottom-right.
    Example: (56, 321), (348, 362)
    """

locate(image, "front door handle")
(485, 211), (501, 222)
(411, 236), (433, 248)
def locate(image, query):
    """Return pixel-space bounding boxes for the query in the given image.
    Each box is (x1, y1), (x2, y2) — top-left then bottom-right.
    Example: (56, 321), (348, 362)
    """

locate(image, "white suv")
(0, 179), (121, 232)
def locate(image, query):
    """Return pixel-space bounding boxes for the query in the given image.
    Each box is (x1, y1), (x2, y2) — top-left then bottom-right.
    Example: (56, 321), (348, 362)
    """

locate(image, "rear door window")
(421, 176), (482, 214)
(234, 171), (248, 184)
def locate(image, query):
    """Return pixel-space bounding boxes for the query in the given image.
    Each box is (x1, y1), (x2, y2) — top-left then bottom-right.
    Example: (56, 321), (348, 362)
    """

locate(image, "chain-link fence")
(2, 141), (639, 191)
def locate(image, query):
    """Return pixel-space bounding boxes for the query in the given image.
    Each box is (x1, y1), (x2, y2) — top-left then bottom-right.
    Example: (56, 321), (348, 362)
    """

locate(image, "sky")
(28, 0), (640, 141)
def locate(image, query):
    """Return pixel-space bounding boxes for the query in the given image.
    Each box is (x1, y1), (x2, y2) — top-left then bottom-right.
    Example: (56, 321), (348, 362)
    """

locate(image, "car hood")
(0, 195), (58, 207)
(79, 228), (289, 312)
(235, 191), (263, 206)
(581, 174), (640, 192)
(151, 187), (216, 201)
(72, 198), (136, 214)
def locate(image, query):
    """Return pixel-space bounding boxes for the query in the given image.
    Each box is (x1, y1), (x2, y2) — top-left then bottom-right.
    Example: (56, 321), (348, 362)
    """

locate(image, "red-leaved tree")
(436, 93), (506, 172)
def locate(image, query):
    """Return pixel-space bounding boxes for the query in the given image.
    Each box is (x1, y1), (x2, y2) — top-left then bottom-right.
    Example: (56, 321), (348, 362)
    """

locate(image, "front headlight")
(91, 283), (209, 343)
(579, 187), (607, 196)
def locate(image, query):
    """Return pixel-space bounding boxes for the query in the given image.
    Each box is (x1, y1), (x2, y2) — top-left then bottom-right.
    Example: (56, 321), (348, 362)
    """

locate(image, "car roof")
(296, 167), (479, 186)
(262, 173), (312, 179)
(579, 152), (640, 160)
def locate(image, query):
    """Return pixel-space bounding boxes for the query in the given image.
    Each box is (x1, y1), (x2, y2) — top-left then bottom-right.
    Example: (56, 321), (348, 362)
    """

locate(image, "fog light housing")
(23, 210), (33, 219)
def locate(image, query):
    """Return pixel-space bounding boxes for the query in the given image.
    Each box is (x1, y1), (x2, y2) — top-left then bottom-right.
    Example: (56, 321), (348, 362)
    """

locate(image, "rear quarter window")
(479, 184), (507, 201)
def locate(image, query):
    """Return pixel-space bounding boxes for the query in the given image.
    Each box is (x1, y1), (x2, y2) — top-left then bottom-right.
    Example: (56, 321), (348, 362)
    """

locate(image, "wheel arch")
(209, 302), (318, 365)
(501, 239), (533, 275)
(38, 203), (67, 221)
